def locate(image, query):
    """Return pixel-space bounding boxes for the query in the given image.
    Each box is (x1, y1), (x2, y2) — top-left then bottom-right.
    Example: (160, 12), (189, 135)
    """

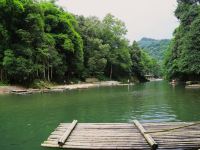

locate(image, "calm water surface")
(0, 81), (200, 150)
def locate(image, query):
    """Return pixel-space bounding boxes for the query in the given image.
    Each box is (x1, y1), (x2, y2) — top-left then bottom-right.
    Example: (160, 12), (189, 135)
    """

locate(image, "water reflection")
(0, 81), (200, 150)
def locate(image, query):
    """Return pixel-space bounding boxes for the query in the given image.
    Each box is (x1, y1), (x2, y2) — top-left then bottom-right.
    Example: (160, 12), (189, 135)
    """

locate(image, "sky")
(56, 0), (179, 42)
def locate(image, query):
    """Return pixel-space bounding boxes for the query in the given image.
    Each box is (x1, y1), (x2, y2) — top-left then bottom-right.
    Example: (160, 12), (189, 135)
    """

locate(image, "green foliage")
(130, 41), (163, 78)
(76, 14), (133, 80)
(0, 0), (83, 84)
(129, 41), (144, 78)
(0, 0), (150, 85)
(164, 0), (200, 81)
(102, 14), (132, 79)
(41, 2), (84, 81)
(141, 51), (162, 77)
(0, 81), (8, 86)
(75, 16), (108, 79)
(138, 38), (170, 62)
(31, 79), (54, 89)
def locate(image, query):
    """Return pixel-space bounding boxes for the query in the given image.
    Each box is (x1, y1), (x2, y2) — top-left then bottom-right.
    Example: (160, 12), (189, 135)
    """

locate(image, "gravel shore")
(0, 81), (129, 95)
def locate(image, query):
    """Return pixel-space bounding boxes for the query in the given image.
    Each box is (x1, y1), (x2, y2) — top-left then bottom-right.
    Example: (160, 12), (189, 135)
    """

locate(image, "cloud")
(56, 0), (179, 41)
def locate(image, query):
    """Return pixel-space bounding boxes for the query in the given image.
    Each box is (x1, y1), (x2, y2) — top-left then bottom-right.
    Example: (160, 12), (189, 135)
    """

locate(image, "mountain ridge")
(138, 37), (170, 61)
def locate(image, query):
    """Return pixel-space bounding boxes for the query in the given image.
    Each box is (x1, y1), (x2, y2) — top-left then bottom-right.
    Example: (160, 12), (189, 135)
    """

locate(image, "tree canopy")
(0, 0), (83, 84)
(0, 0), (158, 85)
(138, 38), (170, 62)
(164, 0), (200, 81)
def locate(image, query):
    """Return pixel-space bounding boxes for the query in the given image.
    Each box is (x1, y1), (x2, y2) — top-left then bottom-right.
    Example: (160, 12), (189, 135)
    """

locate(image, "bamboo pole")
(58, 120), (78, 146)
(133, 120), (158, 150)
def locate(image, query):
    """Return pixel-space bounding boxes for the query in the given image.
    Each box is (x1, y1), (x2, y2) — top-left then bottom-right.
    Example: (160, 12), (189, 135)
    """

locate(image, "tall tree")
(41, 2), (84, 82)
(164, 0), (200, 81)
(102, 14), (132, 79)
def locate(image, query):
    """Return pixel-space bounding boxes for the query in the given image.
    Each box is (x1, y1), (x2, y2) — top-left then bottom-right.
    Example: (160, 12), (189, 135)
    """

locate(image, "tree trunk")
(0, 69), (2, 81)
(47, 66), (50, 82)
(5, 71), (7, 80)
(50, 67), (53, 80)
(36, 69), (39, 78)
(110, 64), (113, 79)
(43, 65), (46, 80)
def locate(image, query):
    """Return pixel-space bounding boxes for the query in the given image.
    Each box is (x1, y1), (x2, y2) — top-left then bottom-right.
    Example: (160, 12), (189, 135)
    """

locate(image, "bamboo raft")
(41, 120), (200, 149)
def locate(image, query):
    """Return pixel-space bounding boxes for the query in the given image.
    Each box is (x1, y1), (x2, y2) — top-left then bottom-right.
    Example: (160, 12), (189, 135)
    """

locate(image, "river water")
(0, 81), (200, 150)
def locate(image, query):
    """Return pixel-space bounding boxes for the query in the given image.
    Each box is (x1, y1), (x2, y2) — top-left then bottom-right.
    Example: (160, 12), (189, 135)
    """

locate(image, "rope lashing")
(144, 121), (200, 135)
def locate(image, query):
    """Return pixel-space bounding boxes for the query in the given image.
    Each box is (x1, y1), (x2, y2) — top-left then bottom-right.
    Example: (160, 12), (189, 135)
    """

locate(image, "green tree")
(102, 14), (132, 79)
(164, 0), (200, 81)
(76, 16), (109, 79)
(0, 0), (149, 85)
(41, 2), (84, 81)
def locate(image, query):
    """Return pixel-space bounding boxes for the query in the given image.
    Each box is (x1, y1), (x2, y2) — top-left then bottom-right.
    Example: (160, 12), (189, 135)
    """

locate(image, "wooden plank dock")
(41, 120), (200, 149)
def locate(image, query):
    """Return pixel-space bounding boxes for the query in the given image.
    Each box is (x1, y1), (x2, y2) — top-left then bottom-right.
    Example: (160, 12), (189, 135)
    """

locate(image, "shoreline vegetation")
(170, 80), (200, 89)
(0, 77), (165, 95)
(0, 0), (199, 89)
(0, 76), (167, 95)
(2, 78), (200, 95)
(0, 0), (161, 87)
(164, 1), (200, 81)
(0, 81), (131, 95)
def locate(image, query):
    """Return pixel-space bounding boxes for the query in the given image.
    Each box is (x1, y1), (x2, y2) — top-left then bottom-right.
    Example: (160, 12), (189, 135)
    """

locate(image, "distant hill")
(138, 37), (170, 61)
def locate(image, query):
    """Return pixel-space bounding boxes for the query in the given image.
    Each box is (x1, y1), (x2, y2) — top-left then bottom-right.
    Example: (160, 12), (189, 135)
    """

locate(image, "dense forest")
(138, 37), (171, 77)
(1, 0), (198, 86)
(164, 0), (200, 81)
(0, 0), (160, 86)
(138, 38), (170, 62)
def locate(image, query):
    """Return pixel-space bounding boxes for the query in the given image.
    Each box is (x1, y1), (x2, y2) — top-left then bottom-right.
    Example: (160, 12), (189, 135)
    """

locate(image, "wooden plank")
(42, 140), (150, 149)
(133, 120), (158, 150)
(42, 122), (200, 149)
(41, 143), (148, 149)
(58, 120), (78, 146)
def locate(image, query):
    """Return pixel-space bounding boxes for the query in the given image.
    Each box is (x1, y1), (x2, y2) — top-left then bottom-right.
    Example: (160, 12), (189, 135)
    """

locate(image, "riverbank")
(0, 81), (130, 95)
(148, 78), (163, 82)
(169, 80), (200, 89)
(185, 84), (200, 89)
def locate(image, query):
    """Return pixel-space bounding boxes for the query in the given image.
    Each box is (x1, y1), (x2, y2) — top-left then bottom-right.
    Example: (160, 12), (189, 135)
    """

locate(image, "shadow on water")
(0, 81), (200, 150)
